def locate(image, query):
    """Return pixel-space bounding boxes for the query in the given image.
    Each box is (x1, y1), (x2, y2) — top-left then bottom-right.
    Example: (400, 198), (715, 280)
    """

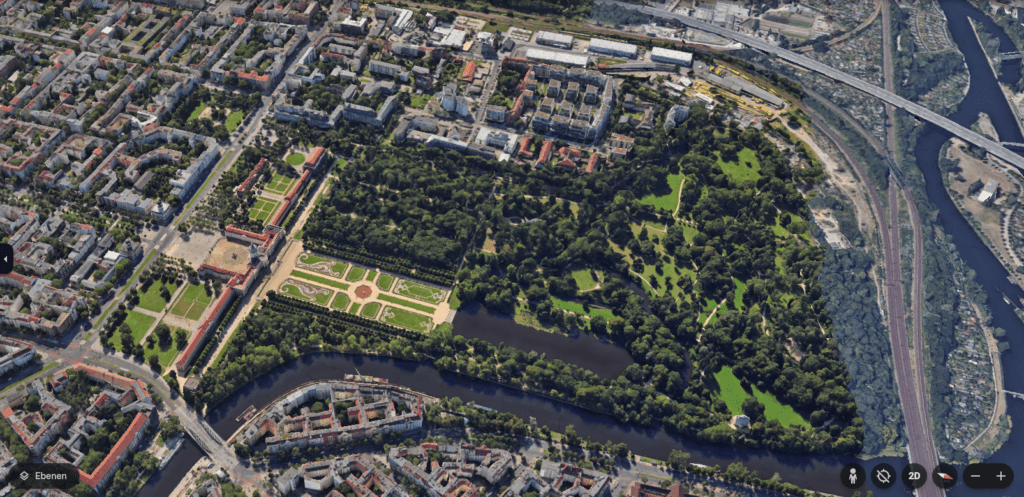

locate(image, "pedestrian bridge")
(1000, 389), (1024, 400)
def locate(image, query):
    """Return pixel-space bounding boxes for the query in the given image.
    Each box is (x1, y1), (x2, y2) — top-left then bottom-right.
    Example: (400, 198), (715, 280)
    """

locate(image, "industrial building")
(536, 31), (574, 49)
(525, 49), (589, 68)
(650, 47), (693, 66)
(587, 38), (638, 58)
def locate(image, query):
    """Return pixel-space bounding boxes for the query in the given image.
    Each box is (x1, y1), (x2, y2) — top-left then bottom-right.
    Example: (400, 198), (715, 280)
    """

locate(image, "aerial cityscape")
(0, 0), (1022, 496)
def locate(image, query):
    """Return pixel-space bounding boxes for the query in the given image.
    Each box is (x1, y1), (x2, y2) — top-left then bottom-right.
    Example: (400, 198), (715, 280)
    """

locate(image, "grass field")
(393, 279), (446, 304)
(346, 267), (366, 281)
(331, 293), (350, 311)
(640, 173), (685, 213)
(550, 297), (615, 319)
(571, 269), (599, 291)
(733, 278), (747, 310)
(286, 152), (306, 166)
(409, 94), (429, 109)
(187, 102), (208, 121)
(264, 173), (296, 195)
(377, 274), (395, 291)
(713, 366), (809, 428)
(378, 294), (435, 314)
(224, 110), (244, 132)
(137, 280), (179, 313)
(380, 306), (432, 332)
(366, 270), (377, 283)
(349, 303), (361, 315)
(360, 302), (380, 317)
(280, 283), (332, 305)
(169, 283), (213, 320)
(249, 197), (280, 223)
(112, 311), (157, 351)
(147, 325), (190, 372)
(715, 148), (761, 183)
(290, 270), (350, 290)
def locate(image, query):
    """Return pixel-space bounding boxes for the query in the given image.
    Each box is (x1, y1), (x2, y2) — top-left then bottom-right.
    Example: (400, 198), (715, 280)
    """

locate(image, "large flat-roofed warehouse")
(650, 47), (693, 66)
(536, 31), (574, 49)
(587, 38), (638, 58)
(525, 48), (589, 67)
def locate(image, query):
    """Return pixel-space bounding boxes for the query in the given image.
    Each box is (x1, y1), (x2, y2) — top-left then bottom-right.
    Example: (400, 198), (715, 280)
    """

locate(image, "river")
(145, 3), (1024, 497)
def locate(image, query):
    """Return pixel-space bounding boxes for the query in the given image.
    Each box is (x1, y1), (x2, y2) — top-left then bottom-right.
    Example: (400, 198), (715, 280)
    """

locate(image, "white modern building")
(587, 38), (638, 58)
(525, 49), (589, 68)
(536, 31), (574, 49)
(650, 47), (693, 66)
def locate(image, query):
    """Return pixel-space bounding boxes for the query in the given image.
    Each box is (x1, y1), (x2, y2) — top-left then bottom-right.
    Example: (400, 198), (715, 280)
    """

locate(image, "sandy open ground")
(204, 238), (257, 274)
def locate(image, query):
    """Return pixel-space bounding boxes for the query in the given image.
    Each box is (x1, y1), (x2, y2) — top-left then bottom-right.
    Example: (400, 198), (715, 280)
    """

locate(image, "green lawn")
(345, 266), (366, 281)
(380, 306), (432, 332)
(187, 102), (208, 121)
(248, 197), (280, 223)
(286, 152), (306, 166)
(715, 148), (761, 183)
(147, 326), (190, 372)
(571, 269), (599, 291)
(713, 366), (809, 428)
(336, 159), (348, 169)
(360, 302), (379, 317)
(137, 280), (179, 313)
(349, 303), (362, 315)
(409, 94), (429, 109)
(264, 173), (296, 195)
(297, 253), (347, 277)
(378, 294), (436, 314)
(112, 311), (157, 351)
(280, 283), (331, 305)
(169, 283), (213, 320)
(366, 270), (378, 282)
(393, 279), (447, 304)
(550, 297), (615, 319)
(377, 273), (395, 291)
(224, 110), (244, 132)
(733, 278), (747, 309)
(640, 173), (685, 213)
(290, 270), (350, 290)
(331, 293), (350, 311)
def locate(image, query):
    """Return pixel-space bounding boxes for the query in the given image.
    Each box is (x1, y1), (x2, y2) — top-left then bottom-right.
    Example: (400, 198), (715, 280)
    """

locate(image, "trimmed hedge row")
(304, 236), (457, 276)
(267, 293), (425, 341)
(304, 241), (454, 286)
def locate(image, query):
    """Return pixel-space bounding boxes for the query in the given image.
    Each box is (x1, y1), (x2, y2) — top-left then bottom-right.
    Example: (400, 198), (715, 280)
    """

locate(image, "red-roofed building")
(304, 146), (327, 172)
(517, 136), (533, 159)
(585, 153), (600, 173)
(460, 61), (477, 83)
(538, 141), (553, 163)
(235, 157), (267, 194)
(78, 412), (152, 489)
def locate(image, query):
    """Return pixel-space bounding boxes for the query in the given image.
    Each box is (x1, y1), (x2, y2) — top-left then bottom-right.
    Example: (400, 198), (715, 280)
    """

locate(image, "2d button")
(841, 463), (866, 489)
(932, 463), (958, 489)
(964, 463), (1014, 489)
(902, 463), (928, 489)
(871, 463), (897, 489)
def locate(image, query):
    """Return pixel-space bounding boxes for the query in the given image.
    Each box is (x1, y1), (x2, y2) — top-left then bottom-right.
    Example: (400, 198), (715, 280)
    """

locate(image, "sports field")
(249, 197), (280, 223)
(381, 306), (432, 332)
(393, 279), (447, 304)
(170, 283), (214, 320)
(264, 173), (296, 195)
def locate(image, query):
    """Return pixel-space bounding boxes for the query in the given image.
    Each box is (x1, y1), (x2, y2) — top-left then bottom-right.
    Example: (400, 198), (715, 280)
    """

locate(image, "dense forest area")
(200, 98), (868, 454)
